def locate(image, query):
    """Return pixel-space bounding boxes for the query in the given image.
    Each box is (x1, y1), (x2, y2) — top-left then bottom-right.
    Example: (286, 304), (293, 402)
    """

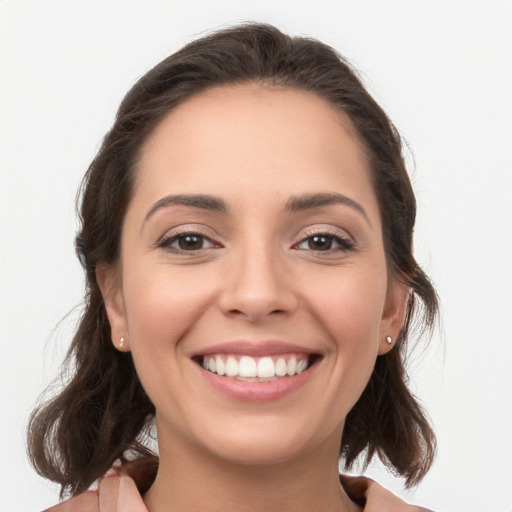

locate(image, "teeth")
(215, 355), (225, 376)
(286, 356), (297, 376)
(275, 357), (287, 376)
(201, 354), (312, 379)
(225, 356), (238, 377)
(239, 356), (257, 377)
(257, 357), (275, 378)
(296, 359), (307, 374)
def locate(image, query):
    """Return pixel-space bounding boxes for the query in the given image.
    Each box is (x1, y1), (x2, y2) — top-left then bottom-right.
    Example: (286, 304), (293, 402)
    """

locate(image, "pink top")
(43, 457), (434, 512)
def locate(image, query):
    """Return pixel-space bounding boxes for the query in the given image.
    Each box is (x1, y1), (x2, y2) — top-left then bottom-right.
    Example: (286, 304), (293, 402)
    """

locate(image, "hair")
(28, 22), (438, 497)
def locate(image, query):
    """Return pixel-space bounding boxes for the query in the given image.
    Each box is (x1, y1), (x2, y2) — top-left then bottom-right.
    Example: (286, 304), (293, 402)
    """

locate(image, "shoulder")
(43, 457), (158, 512)
(42, 469), (149, 512)
(340, 474), (435, 512)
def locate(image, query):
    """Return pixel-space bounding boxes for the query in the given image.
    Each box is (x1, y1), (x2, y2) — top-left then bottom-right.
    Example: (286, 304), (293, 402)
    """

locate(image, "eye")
(159, 232), (218, 252)
(295, 232), (354, 252)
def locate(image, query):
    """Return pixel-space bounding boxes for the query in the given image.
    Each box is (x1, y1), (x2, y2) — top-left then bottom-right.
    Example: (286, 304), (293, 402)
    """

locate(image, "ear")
(96, 263), (130, 352)
(378, 281), (410, 355)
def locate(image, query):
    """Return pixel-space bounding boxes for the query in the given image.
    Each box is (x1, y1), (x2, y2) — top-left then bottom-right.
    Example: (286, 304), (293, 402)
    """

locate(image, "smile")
(192, 341), (321, 401)
(200, 354), (313, 381)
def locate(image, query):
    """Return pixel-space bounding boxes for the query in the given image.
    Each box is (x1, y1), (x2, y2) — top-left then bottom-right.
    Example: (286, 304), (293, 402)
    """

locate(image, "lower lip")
(197, 363), (318, 403)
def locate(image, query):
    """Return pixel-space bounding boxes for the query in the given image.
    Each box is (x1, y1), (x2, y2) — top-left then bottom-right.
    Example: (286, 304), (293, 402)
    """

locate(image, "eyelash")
(294, 229), (355, 253)
(158, 228), (355, 255)
(158, 231), (219, 253)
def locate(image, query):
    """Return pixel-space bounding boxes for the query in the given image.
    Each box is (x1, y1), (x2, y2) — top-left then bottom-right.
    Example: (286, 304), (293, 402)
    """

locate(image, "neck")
(143, 426), (360, 512)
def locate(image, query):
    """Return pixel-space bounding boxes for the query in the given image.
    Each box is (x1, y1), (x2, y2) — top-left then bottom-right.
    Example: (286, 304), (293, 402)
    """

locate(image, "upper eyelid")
(159, 232), (218, 245)
(157, 224), (222, 244)
(296, 225), (353, 241)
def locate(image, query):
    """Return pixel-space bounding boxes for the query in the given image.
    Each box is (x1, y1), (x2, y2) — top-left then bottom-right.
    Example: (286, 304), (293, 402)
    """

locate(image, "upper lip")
(191, 340), (320, 358)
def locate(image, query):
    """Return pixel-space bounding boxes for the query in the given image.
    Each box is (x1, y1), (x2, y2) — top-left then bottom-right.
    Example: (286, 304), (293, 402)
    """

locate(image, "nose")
(218, 244), (298, 323)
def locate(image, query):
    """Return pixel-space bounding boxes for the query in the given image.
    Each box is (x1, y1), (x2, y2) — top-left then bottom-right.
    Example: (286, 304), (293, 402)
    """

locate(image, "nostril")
(226, 309), (246, 316)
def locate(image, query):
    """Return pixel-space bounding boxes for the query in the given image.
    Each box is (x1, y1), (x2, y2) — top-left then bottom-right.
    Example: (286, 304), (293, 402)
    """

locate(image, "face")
(100, 84), (407, 467)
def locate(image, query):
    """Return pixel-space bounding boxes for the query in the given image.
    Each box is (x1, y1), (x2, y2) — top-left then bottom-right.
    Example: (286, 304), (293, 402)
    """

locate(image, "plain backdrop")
(1, 1), (511, 511)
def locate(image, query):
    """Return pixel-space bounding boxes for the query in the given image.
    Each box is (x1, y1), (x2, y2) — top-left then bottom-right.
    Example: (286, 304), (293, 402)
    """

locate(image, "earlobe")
(96, 264), (130, 351)
(378, 283), (410, 355)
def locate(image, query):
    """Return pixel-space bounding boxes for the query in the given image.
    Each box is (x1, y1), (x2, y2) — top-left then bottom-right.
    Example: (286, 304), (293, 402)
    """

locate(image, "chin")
(196, 416), (331, 467)
(208, 438), (306, 467)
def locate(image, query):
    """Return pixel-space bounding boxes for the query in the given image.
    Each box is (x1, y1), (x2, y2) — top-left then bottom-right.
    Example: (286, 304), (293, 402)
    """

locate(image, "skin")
(98, 84), (409, 512)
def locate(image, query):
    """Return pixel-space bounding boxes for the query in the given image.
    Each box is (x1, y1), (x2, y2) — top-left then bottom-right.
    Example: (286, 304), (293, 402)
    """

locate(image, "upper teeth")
(202, 355), (309, 379)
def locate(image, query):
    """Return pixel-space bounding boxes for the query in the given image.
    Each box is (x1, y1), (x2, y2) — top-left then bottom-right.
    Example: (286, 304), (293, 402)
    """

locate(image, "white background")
(1, 1), (511, 511)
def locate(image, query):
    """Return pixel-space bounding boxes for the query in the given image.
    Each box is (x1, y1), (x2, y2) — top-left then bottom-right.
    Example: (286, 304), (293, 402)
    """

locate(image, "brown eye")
(178, 234), (204, 250)
(160, 232), (218, 252)
(308, 235), (333, 251)
(295, 232), (354, 252)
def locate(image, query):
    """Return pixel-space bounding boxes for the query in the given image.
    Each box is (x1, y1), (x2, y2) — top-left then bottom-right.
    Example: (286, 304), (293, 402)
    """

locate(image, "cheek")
(300, 264), (387, 402)
(119, 264), (222, 426)
(122, 264), (218, 354)
(303, 263), (387, 345)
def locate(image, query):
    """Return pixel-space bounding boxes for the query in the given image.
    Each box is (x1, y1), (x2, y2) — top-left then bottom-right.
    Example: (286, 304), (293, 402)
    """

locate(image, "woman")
(28, 23), (438, 511)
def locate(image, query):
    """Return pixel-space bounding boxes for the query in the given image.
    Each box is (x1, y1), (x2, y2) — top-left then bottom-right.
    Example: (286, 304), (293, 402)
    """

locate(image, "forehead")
(133, 84), (378, 219)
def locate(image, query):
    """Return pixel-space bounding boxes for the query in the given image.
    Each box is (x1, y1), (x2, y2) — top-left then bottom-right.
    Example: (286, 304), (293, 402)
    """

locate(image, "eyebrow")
(144, 194), (228, 224)
(143, 191), (370, 226)
(285, 192), (371, 226)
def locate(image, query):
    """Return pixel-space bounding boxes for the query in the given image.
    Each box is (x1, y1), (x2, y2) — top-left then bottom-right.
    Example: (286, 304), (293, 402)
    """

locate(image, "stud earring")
(385, 336), (393, 345)
(119, 336), (125, 348)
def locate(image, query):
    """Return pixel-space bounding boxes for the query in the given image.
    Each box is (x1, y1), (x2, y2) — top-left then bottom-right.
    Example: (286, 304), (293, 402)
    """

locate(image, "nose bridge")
(219, 233), (296, 320)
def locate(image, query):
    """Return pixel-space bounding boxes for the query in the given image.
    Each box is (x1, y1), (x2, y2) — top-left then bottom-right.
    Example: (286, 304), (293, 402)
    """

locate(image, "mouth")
(191, 341), (323, 402)
(194, 353), (321, 382)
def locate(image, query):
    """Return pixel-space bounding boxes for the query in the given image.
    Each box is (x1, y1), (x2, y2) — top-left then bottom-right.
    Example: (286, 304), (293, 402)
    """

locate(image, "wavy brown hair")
(27, 23), (438, 497)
